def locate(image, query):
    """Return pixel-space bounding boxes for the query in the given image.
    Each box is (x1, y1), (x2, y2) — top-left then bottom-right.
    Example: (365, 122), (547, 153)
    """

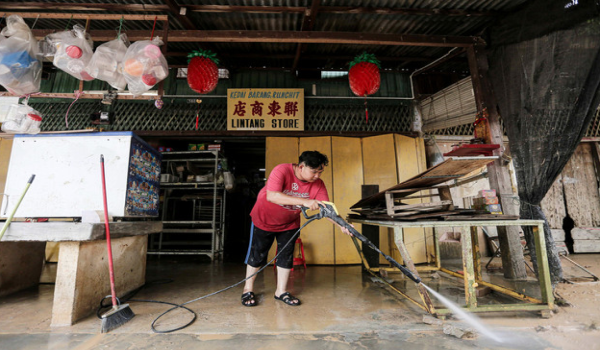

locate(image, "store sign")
(227, 88), (304, 131)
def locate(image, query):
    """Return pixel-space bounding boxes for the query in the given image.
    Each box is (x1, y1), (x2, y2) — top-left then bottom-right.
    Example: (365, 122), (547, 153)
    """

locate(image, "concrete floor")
(0, 255), (598, 350)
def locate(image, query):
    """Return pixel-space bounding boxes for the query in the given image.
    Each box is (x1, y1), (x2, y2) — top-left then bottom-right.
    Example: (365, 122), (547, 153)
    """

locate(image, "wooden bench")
(0, 221), (162, 327)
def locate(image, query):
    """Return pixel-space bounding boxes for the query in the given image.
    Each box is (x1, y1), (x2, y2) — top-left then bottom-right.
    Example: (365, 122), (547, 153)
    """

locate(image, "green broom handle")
(0, 174), (35, 241)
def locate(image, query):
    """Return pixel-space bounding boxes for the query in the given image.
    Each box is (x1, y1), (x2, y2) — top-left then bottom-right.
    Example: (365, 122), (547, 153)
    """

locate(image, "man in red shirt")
(241, 150), (351, 307)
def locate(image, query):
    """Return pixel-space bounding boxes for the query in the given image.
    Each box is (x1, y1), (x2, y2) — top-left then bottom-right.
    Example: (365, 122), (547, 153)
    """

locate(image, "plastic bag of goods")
(224, 171), (235, 191)
(1, 103), (42, 134)
(38, 26), (93, 60)
(122, 37), (169, 96)
(87, 34), (130, 90)
(0, 15), (42, 95)
(50, 25), (95, 81)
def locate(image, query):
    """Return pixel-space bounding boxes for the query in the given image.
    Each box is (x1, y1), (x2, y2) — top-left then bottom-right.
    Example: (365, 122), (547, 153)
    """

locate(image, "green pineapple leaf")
(187, 49), (220, 65)
(349, 52), (381, 69)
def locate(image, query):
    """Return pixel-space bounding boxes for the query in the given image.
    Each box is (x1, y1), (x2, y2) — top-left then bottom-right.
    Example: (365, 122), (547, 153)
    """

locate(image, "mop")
(99, 155), (135, 332)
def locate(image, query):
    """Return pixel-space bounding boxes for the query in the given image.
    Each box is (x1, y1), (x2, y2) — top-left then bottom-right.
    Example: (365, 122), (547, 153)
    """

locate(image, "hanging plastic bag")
(50, 24), (95, 81)
(1, 103), (42, 134)
(0, 15), (42, 95)
(122, 37), (169, 96)
(224, 171), (235, 191)
(87, 34), (130, 90)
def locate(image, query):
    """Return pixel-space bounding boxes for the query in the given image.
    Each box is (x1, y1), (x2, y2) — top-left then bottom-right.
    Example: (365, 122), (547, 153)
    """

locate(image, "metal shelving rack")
(149, 150), (226, 260)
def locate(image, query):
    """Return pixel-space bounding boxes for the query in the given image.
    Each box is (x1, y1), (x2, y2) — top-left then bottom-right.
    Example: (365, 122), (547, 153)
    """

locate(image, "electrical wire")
(96, 217), (317, 333)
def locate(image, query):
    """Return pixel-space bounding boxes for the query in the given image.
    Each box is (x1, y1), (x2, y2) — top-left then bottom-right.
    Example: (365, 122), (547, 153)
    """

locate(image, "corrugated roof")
(7, 0), (528, 74)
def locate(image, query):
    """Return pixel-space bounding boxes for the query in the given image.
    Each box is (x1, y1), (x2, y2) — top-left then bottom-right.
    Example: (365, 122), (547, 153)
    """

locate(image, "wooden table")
(347, 218), (554, 317)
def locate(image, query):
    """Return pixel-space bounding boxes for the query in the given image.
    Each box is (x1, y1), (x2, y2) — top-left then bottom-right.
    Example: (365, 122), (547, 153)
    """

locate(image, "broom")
(100, 155), (135, 332)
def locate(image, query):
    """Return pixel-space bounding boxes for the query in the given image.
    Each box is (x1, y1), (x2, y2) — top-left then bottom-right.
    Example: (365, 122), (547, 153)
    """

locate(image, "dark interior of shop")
(142, 136), (266, 262)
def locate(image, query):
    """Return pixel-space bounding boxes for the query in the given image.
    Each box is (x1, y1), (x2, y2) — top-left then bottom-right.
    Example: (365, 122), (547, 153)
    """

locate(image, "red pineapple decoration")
(187, 50), (220, 94)
(348, 52), (381, 122)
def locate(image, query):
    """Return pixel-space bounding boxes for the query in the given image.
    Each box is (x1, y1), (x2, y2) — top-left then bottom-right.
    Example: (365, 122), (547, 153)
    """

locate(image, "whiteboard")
(2, 133), (134, 218)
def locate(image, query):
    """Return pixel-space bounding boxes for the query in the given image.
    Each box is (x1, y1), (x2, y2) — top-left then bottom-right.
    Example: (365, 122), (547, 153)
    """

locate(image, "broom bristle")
(101, 304), (135, 333)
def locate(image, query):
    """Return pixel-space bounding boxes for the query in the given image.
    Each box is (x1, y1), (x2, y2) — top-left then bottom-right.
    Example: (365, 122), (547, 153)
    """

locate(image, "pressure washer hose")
(105, 216), (319, 333)
(327, 214), (422, 284)
(107, 202), (421, 333)
(301, 202), (422, 284)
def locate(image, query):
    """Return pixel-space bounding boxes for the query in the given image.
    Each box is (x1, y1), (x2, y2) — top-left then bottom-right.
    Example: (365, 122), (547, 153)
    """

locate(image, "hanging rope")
(65, 90), (82, 129)
(150, 16), (157, 40)
(18, 92), (40, 105)
(65, 15), (73, 30)
(117, 16), (124, 39)
(31, 15), (40, 30)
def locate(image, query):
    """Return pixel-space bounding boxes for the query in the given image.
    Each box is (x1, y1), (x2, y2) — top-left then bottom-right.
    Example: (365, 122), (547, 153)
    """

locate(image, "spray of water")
(421, 283), (504, 343)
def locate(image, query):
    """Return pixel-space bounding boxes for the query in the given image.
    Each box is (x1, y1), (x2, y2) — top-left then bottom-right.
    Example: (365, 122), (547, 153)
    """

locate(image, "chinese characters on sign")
(227, 88), (304, 131)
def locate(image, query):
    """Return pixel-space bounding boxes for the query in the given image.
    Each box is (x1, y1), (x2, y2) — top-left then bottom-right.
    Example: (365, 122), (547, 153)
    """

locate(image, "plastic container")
(23, 113), (42, 134)
(49, 25), (95, 81)
(121, 37), (169, 96)
(86, 35), (129, 90)
(1, 104), (42, 134)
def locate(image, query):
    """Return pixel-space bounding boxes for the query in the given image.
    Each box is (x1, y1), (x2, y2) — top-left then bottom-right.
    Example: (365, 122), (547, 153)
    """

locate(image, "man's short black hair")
(299, 151), (329, 169)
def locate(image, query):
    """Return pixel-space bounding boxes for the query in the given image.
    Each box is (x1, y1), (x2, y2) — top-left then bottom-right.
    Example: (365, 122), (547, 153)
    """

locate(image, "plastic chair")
(293, 238), (307, 270)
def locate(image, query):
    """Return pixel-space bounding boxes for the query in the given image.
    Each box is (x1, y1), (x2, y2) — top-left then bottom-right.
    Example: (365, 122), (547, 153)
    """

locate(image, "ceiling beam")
(0, 4), (497, 17)
(1, 12), (168, 21)
(184, 5), (496, 17)
(166, 52), (440, 62)
(0, 2), (166, 11)
(292, 0), (321, 73)
(31, 30), (481, 47)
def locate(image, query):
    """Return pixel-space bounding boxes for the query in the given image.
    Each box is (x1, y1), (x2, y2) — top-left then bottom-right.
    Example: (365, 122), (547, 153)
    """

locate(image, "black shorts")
(244, 223), (297, 269)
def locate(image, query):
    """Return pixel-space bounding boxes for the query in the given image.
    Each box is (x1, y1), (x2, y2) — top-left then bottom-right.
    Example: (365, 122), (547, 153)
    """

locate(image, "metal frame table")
(347, 218), (554, 317)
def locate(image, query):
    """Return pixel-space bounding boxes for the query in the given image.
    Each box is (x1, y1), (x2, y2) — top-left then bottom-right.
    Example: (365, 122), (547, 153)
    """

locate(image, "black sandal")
(241, 292), (257, 307)
(274, 292), (301, 306)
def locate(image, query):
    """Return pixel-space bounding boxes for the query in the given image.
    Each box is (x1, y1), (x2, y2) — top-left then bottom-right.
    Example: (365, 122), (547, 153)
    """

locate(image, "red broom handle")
(100, 155), (118, 308)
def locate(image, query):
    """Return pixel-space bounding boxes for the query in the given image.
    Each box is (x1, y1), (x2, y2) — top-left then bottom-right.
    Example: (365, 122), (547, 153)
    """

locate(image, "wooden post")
(461, 226), (477, 308)
(533, 224), (554, 306)
(467, 44), (528, 280)
(471, 226), (482, 281)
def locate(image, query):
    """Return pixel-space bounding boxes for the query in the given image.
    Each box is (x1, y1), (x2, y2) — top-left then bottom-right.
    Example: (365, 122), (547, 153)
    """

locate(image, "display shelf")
(148, 150), (226, 260)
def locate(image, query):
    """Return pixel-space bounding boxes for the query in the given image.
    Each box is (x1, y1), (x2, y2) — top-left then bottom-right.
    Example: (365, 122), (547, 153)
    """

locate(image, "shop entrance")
(142, 136), (266, 262)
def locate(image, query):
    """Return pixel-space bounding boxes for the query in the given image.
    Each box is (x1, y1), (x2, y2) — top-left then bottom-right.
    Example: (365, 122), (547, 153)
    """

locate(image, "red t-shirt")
(250, 163), (329, 232)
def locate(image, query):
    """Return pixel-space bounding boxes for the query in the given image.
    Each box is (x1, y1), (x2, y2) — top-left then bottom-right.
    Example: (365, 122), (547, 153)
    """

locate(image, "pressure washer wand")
(301, 202), (422, 284)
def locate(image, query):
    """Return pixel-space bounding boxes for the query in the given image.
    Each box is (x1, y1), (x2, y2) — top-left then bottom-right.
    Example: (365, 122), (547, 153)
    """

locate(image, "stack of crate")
(472, 189), (503, 214)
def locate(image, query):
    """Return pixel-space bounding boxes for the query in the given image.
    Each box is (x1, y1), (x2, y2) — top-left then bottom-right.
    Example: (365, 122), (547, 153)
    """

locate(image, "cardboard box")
(471, 203), (503, 214)
(479, 189), (496, 198)
(208, 144), (222, 151)
(484, 204), (502, 213)
(473, 196), (499, 205)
